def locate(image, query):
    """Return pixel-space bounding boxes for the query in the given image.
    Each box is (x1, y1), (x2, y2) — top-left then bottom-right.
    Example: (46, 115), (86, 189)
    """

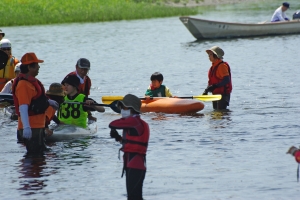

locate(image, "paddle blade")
(193, 95), (222, 101)
(102, 96), (124, 104)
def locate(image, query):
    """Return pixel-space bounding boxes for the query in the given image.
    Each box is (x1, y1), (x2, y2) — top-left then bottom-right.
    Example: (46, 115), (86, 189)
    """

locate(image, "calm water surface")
(0, 8), (300, 200)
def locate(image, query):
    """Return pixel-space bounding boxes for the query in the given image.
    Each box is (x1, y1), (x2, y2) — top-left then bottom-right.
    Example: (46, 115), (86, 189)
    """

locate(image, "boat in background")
(46, 121), (97, 142)
(179, 16), (300, 40)
(141, 98), (204, 114)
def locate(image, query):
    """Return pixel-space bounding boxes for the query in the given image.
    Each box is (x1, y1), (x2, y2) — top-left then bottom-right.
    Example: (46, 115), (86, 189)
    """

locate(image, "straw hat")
(46, 83), (65, 96)
(118, 94), (141, 113)
(206, 46), (224, 59)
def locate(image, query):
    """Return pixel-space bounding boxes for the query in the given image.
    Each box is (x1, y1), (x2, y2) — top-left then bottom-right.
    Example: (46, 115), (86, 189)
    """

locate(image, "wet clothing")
(145, 84), (172, 97)
(63, 71), (91, 96)
(18, 128), (46, 154)
(207, 59), (232, 109)
(109, 115), (150, 200)
(271, 6), (289, 22)
(0, 56), (18, 91)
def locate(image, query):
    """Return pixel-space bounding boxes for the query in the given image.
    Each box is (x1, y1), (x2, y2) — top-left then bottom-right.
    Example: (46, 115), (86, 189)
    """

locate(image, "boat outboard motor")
(293, 11), (300, 20)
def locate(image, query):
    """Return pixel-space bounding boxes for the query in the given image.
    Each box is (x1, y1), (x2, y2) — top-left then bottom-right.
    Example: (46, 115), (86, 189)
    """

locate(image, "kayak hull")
(141, 98), (204, 114)
(46, 122), (97, 142)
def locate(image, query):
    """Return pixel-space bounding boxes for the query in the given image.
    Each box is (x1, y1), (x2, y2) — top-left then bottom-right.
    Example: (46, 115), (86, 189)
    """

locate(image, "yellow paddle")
(101, 95), (222, 104)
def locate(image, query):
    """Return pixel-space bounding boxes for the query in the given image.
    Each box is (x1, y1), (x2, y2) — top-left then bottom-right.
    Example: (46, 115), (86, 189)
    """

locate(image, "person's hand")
(23, 127), (32, 139)
(287, 146), (300, 163)
(85, 99), (95, 105)
(144, 96), (151, 100)
(110, 129), (122, 142)
(48, 99), (59, 110)
(202, 89), (208, 95)
(205, 84), (217, 93)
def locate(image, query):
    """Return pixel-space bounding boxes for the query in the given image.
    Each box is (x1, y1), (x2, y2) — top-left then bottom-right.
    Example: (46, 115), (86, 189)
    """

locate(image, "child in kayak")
(145, 72), (173, 98)
(44, 83), (65, 136)
(59, 74), (104, 128)
(109, 94), (150, 200)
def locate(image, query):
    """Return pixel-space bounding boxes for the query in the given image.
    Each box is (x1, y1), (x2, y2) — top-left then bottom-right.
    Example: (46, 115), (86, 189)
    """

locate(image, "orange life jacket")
(208, 61), (232, 95)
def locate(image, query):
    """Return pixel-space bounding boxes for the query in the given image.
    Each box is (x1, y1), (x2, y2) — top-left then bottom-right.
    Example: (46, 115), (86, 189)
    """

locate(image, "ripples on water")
(1, 8), (300, 199)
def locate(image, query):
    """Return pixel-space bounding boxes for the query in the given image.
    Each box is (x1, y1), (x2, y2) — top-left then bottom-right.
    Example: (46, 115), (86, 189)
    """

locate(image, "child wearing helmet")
(109, 94), (150, 200)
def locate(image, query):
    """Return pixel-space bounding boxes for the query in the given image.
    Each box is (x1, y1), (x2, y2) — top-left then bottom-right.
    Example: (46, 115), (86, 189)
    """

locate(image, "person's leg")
(214, 94), (230, 110)
(22, 128), (46, 154)
(126, 168), (146, 200)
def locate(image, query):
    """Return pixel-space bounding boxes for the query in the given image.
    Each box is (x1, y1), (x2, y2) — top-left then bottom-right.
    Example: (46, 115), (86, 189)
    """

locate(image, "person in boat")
(287, 146), (300, 163)
(62, 58), (96, 121)
(109, 94), (150, 200)
(44, 83), (65, 137)
(203, 46), (232, 110)
(271, 2), (290, 22)
(293, 10), (300, 20)
(145, 72), (173, 98)
(0, 39), (19, 91)
(0, 29), (4, 41)
(12, 52), (59, 153)
(59, 74), (104, 128)
(1, 62), (21, 93)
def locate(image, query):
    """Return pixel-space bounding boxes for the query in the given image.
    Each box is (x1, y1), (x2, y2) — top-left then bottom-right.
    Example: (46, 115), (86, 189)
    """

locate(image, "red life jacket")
(12, 74), (49, 116)
(295, 151), (300, 163)
(109, 116), (150, 155)
(67, 71), (91, 96)
(208, 61), (232, 95)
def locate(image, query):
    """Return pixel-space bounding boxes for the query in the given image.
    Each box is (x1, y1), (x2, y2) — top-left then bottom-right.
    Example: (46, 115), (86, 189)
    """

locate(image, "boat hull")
(46, 122), (97, 142)
(180, 17), (300, 40)
(141, 98), (204, 114)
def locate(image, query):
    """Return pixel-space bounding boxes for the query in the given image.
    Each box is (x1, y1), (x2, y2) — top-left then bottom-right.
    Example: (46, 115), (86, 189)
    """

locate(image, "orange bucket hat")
(21, 52), (44, 65)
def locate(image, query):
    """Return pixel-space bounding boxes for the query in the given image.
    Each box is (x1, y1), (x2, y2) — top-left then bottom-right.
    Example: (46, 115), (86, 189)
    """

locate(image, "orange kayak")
(140, 98), (204, 114)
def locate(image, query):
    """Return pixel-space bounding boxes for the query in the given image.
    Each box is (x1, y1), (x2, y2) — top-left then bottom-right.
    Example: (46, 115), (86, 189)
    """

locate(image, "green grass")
(0, 0), (199, 26)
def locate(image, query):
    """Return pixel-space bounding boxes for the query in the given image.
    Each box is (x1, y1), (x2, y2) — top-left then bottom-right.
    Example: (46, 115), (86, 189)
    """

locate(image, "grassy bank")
(0, 0), (199, 26)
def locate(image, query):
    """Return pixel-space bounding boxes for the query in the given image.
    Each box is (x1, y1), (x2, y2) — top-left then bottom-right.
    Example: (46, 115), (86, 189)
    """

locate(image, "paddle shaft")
(64, 100), (121, 113)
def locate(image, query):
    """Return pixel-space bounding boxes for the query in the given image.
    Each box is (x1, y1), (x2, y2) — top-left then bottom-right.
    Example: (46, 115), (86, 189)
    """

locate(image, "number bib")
(59, 94), (88, 128)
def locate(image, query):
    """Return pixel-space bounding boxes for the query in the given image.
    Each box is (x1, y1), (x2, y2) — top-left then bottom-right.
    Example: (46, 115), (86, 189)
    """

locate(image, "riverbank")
(0, 0), (272, 27)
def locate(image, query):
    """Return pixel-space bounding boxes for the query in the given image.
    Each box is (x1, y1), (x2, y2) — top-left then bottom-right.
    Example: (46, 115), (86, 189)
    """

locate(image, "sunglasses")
(1, 48), (11, 51)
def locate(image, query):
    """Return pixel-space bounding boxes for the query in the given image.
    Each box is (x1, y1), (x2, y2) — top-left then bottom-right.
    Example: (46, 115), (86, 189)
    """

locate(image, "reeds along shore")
(0, 0), (199, 26)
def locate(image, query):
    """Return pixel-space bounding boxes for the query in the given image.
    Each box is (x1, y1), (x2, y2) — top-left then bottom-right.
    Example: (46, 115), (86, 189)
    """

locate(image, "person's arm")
(216, 76), (230, 87)
(145, 85), (153, 97)
(165, 86), (173, 97)
(83, 98), (105, 112)
(0, 81), (12, 93)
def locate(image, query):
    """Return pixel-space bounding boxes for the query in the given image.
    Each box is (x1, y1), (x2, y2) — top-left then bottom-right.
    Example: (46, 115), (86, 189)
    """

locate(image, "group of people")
(270, 2), (300, 22)
(0, 28), (232, 199)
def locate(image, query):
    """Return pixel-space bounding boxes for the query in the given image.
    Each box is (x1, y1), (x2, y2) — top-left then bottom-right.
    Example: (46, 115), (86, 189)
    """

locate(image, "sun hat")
(46, 83), (65, 96)
(62, 74), (80, 89)
(0, 29), (5, 37)
(14, 63), (21, 72)
(0, 39), (11, 48)
(21, 52), (44, 65)
(118, 94), (141, 113)
(206, 46), (224, 59)
(282, 2), (290, 8)
(76, 58), (90, 69)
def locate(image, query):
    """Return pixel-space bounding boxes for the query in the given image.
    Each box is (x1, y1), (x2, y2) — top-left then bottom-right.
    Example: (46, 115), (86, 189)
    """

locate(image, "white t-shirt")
(271, 6), (288, 22)
(0, 79), (14, 93)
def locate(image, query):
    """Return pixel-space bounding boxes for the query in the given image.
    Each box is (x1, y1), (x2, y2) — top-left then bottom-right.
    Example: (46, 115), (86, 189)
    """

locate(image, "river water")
(1, 7), (300, 200)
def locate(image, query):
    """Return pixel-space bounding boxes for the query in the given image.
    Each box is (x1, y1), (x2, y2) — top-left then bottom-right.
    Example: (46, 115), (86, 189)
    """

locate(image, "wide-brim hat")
(206, 46), (224, 59)
(46, 83), (65, 96)
(62, 74), (80, 89)
(118, 94), (141, 113)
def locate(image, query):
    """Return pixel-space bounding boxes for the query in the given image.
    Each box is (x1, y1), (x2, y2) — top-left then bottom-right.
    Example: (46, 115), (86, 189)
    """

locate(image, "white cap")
(14, 63), (21, 72)
(0, 39), (11, 48)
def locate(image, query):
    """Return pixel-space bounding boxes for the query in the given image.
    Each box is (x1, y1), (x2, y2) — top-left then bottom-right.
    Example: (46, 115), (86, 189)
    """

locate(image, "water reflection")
(18, 155), (48, 193)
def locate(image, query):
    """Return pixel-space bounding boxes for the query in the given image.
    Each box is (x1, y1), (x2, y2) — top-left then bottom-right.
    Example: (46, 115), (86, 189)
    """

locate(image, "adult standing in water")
(271, 2), (290, 22)
(0, 39), (19, 91)
(62, 58), (96, 121)
(12, 52), (58, 153)
(203, 46), (232, 110)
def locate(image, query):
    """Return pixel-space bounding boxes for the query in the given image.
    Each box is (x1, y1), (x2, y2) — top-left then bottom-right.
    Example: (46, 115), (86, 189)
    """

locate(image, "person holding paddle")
(145, 72), (173, 98)
(62, 58), (96, 121)
(0, 39), (19, 91)
(203, 46), (232, 110)
(59, 74), (104, 128)
(109, 94), (150, 200)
